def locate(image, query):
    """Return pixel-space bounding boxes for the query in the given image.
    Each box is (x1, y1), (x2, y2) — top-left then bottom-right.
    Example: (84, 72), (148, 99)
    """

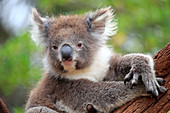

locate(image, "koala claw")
(156, 77), (166, 84)
(124, 70), (133, 85)
(124, 68), (167, 100)
(124, 69), (140, 86)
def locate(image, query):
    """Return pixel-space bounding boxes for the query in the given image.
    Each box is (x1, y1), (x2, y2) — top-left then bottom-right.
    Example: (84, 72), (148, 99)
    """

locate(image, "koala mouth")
(61, 60), (76, 73)
(62, 60), (75, 67)
(60, 60), (84, 73)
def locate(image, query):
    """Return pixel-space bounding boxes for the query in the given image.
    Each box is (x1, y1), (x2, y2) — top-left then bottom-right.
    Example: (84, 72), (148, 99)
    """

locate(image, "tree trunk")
(0, 98), (9, 113)
(114, 43), (170, 113)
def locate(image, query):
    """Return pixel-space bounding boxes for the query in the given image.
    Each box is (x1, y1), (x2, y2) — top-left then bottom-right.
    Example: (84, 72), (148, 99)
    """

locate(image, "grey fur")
(26, 75), (147, 113)
(26, 8), (166, 113)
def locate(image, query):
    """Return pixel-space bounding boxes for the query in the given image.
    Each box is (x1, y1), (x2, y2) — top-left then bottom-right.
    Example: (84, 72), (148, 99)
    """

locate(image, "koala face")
(46, 16), (97, 73)
(31, 7), (117, 76)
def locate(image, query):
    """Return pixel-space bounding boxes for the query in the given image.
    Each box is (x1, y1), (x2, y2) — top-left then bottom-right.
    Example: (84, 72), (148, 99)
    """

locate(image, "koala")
(25, 7), (166, 113)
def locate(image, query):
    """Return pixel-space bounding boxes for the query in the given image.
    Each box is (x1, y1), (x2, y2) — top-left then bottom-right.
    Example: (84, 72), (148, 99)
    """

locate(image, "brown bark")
(0, 98), (9, 113)
(114, 43), (170, 113)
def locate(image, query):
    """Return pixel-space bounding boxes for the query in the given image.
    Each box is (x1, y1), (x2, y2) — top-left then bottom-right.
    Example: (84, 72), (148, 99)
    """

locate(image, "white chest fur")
(64, 46), (113, 82)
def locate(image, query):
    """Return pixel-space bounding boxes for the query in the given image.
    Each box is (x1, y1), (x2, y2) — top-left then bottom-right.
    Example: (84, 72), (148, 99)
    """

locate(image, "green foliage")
(37, 0), (100, 14)
(0, 33), (41, 96)
(103, 0), (170, 54)
(13, 106), (24, 113)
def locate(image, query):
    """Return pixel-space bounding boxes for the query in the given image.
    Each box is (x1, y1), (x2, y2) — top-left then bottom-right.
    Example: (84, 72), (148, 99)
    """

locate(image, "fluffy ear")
(85, 7), (117, 38)
(30, 8), (50, 46)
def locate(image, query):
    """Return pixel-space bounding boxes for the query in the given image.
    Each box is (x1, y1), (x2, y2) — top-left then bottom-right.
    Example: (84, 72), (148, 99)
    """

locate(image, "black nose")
(61, 44), (73, 62)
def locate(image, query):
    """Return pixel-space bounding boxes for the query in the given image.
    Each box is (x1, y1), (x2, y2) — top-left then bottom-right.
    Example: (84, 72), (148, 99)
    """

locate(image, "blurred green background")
(0, 0), (169, 112)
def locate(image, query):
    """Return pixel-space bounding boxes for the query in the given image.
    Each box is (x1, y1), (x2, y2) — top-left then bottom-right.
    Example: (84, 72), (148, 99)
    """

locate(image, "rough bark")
(0, 98), (9, 113)
(114, 43), (170, 113)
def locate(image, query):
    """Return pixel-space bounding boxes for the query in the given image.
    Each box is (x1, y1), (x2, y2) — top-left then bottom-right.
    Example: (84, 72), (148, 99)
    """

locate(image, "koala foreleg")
(106, 53), (166, 99)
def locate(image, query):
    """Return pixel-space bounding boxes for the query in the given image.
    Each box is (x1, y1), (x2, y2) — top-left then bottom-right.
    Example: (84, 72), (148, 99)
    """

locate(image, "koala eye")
(52, 45), (58, 50)
(76, 42), (82, 48)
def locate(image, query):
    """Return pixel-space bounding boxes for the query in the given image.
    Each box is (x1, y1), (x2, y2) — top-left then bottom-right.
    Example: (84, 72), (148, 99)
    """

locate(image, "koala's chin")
(61, 60), (76, 72)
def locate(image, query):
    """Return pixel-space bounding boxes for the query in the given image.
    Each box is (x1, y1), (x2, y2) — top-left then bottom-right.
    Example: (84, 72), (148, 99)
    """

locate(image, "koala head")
(31, 7), (117, 76)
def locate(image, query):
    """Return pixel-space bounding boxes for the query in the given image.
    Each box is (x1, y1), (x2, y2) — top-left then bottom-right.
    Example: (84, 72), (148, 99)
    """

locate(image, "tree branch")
(0, 98), (9, 113)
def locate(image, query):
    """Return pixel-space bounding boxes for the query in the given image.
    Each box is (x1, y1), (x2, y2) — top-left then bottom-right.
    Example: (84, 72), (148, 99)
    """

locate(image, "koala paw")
(26, 106), (58, 113)
(124, 67), (167, 100)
